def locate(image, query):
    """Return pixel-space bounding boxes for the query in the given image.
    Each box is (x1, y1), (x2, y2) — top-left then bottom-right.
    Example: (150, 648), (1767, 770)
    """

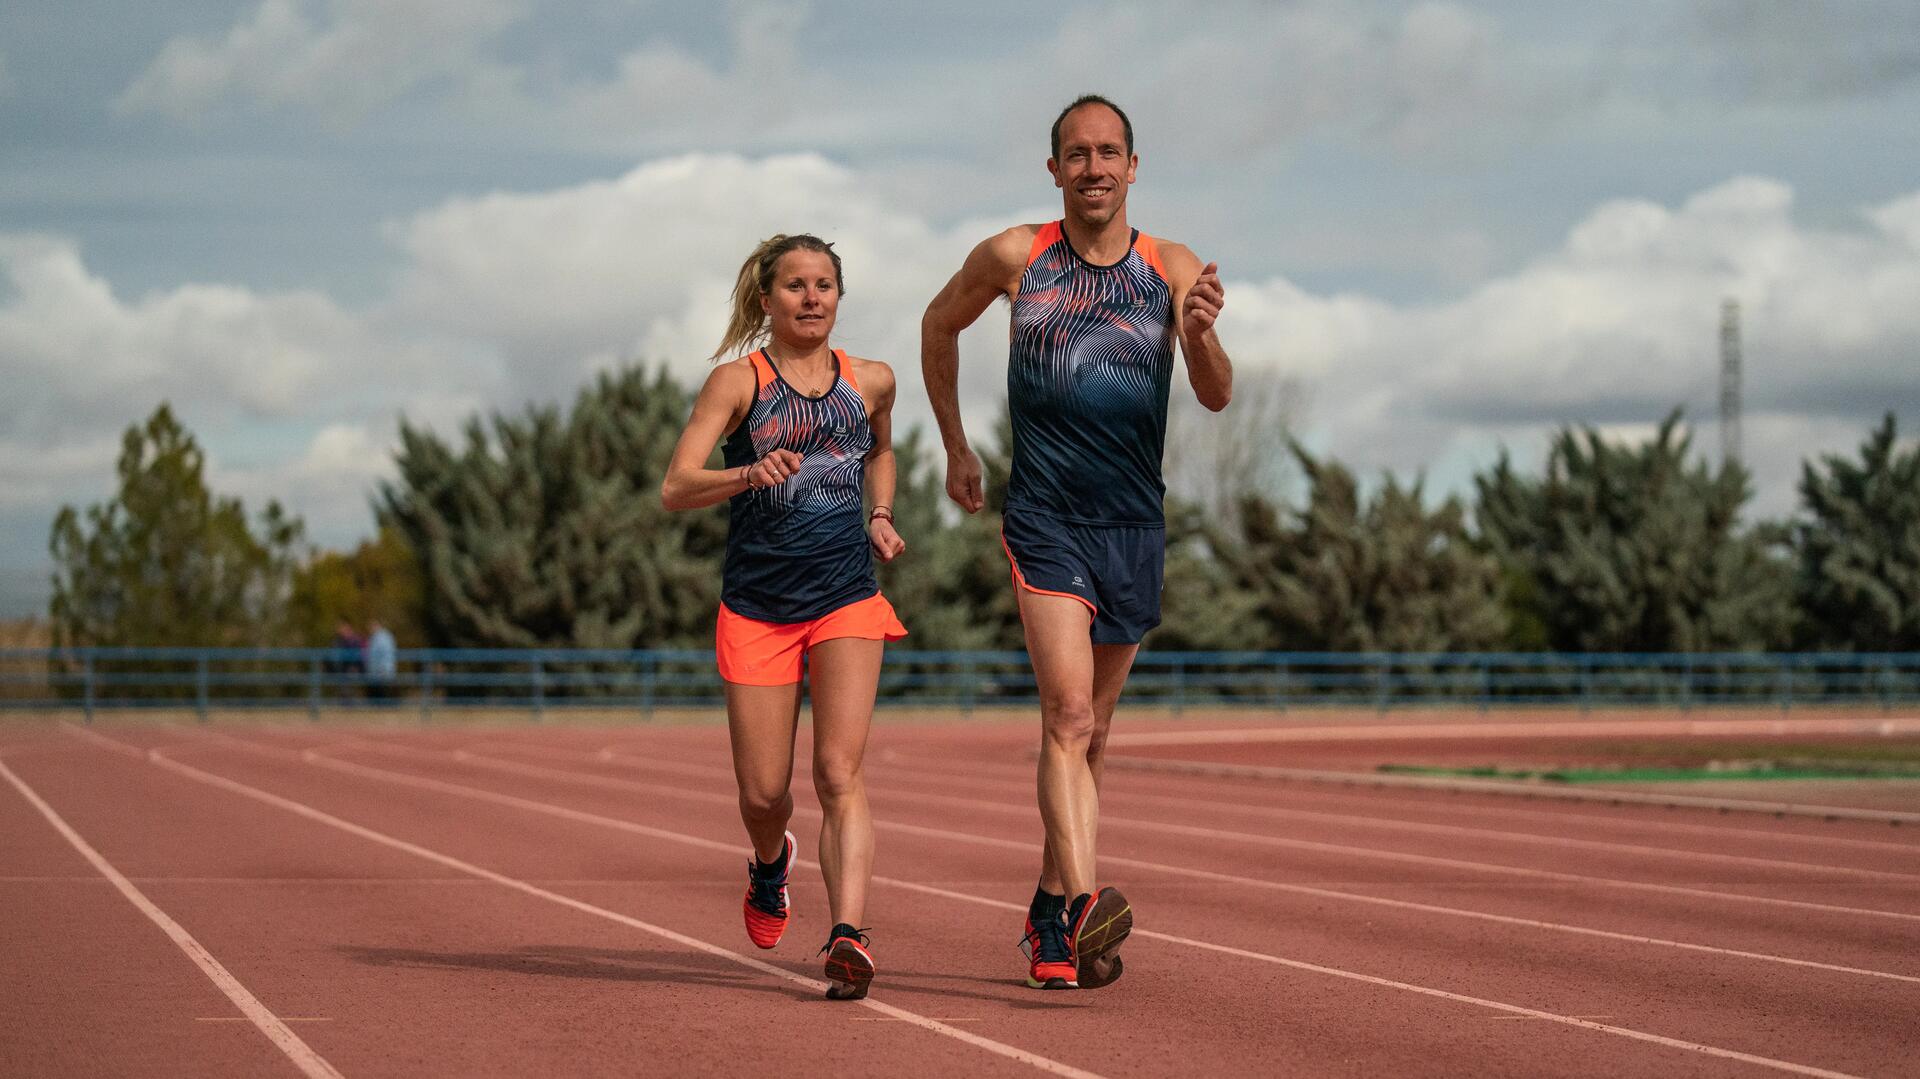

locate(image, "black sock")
(1030, 885), (1066, 922)
(752, 841), (789, 877)
(1067, 892), (1092, 926)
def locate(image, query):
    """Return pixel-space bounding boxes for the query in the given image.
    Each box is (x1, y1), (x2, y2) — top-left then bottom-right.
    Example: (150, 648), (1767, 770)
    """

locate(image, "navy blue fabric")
(1002, 504), (1165, 645)
(1006, 223), (1175, 527)
(720, 350), (878, 623)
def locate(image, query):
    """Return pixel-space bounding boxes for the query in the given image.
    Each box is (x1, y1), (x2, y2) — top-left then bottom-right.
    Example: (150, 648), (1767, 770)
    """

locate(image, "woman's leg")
(805, 636), (884, 927)
(724, 680), (803, 861)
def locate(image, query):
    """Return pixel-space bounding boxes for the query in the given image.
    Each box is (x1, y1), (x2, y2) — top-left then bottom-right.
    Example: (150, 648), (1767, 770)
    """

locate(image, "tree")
(1210, 446), (1506, 651)
(380, 365), (726, 649)
(49, 404), (303, 647)
(1795, 413), (1920, 650)
(288, 525), (428, 647)
(875, 413), (1023, 651)
(1475, 411), (1793, 652)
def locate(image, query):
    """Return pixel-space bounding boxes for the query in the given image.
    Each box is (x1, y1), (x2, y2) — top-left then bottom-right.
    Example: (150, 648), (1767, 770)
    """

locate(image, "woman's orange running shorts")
(716, 592), (907, 686)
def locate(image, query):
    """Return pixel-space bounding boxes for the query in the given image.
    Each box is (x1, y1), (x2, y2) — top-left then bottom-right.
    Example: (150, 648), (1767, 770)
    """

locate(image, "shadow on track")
(341, 945), (802, 998)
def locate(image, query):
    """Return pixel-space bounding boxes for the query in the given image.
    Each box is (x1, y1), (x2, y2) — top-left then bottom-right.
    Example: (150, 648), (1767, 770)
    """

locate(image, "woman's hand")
(744, 449), (804, 489)
(868, 517), (905, 563)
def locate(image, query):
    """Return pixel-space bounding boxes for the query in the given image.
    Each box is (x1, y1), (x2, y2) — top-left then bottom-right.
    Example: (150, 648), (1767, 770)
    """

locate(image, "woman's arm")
(660, 361), (801, 511)
(859, 359), (905, 562)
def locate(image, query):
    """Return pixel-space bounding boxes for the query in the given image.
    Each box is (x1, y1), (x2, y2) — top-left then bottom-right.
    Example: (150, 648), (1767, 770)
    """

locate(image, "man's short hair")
(1050, 94), (1134, 159)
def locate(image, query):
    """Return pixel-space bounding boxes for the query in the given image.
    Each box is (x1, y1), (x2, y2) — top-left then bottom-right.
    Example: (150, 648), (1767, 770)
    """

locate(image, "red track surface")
(3, 712), (1916, 1078)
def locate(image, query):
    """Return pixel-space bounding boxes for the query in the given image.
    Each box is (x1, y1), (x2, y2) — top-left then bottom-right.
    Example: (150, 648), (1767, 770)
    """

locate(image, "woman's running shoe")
(821, 924), (875, 1000)
(742, 831), (795, 949)
(1019, 913), (1077, 989)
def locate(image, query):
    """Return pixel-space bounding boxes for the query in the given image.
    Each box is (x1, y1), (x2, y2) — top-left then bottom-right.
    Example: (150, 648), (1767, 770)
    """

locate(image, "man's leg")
(1037, 642), (1138, 895)
(1020, 589), (1102, 901)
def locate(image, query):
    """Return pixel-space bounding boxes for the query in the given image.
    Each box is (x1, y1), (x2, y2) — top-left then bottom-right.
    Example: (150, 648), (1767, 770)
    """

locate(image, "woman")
(661, 233), (907, 1001)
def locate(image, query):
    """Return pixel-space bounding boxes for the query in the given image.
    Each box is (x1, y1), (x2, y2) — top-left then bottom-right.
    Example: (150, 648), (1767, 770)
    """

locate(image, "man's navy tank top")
(1006, 221), (1175, 527)
(720, 349), (878, 622)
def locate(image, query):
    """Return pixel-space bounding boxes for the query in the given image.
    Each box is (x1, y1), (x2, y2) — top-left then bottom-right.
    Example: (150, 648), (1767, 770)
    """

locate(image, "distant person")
(364, 620), (397, 702)
(328, 619), (364, 701)
(921, 94), (1234, 990)
(661, 232), (907, 1001)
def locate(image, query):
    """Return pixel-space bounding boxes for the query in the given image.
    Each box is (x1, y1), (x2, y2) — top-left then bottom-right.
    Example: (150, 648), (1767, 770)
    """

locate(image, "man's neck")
(1060, 211), (1133, 264)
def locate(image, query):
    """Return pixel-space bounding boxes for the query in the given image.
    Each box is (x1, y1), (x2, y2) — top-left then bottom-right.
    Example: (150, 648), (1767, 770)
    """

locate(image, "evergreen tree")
(288, 525), (428, 646)
(1475, 411), (1793, 652)
(1795, 413), (1920, 650)
(378, 366), (725, 648)
(1214, 446), (1505, 651)
(48, 404), (303, 647)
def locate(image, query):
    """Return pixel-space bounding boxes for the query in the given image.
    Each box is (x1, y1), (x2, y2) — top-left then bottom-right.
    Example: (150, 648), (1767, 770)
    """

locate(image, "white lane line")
(0, 754), (344, 1079)
(222, 732), (1871, 1078)
(605, 734), (1920, 855)
(393, 741), (1920, 986)
(1106, 716), (1920, 747)
(566, 745), (1920, 925)
(200, 1017), (333, 1023)
(74, 732), (1103, 1079)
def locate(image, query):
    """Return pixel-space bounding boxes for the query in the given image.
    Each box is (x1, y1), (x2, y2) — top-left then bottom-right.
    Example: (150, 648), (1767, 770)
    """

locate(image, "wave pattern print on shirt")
(720, 350), (879, 622)
(1008, 222), (1175, 526)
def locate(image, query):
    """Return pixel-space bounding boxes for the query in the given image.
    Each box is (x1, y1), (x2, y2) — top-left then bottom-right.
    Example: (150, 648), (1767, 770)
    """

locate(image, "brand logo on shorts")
(1072, 576), (1084, 587)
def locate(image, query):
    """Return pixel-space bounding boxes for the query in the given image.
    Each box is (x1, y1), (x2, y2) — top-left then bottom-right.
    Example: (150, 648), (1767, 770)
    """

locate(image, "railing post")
(1478, 657), (1491, 714)
(195, 654), (210, 723)
(308, 656), (322, 721)
(531, 656), (545, 721)
(1775, 655), (1790, 713)
(1680, 655), (1693, 713)
(1171, 657), (1185, 717)
(1579, 655), (1592, 713)
(1274, 659), (1288, 712)
(640, 653), (655, 722)
(418, 657), (433, 723)
(82, 653), (95, 724)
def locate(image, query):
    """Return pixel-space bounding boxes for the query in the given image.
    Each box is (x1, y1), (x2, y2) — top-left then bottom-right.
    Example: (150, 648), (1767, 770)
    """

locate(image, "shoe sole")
(1024, 974), (1075, 990)
(1076, 953), (1124, 990)
(824, 939), (875, 1001)
(1072, 888), (1133, 978)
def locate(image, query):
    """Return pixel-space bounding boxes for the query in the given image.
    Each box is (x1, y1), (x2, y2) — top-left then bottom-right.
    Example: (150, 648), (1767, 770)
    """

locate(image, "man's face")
(1047, 104), (1137, 227)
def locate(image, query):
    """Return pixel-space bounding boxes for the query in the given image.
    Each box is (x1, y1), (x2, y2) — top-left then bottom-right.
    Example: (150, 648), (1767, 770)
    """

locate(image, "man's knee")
(1040, 692), (1098, 749)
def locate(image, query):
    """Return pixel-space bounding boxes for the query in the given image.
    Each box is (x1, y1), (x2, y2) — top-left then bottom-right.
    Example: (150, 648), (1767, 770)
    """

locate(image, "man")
(364, 620), (398, 703)
(921, 94), (1233, 990)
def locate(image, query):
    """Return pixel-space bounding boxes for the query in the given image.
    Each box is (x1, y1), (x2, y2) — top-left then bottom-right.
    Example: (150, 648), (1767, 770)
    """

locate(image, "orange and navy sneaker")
(1065, 887), (1132, 988)
(820, 923), (875, 1001)
(1019, 913), (1076, 990)
(742, 831), (795, 949)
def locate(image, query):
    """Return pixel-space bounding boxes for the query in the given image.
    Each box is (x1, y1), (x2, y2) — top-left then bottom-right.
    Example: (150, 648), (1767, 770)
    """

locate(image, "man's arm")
(1164, 243), (1233, 412)
(920, 227), (1031, 512)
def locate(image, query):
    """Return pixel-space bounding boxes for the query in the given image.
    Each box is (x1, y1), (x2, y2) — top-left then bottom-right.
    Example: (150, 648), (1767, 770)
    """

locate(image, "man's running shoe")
(1066, 887), (1132, 986)
(742, 830), (795, 949)
(1019, 913), (1076, 990)
(820, 923), (875, 1001)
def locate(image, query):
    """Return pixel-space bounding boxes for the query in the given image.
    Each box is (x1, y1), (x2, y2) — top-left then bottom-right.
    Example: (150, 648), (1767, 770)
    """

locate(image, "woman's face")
(761, 249), (840, 349)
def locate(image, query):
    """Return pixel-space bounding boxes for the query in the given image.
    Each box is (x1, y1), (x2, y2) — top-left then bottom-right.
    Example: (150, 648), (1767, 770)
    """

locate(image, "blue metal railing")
(4, 648), (1918, 719)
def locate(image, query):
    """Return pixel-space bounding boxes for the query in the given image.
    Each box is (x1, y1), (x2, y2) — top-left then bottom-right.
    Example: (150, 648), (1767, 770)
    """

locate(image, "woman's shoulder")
(845, 354), (896, 397)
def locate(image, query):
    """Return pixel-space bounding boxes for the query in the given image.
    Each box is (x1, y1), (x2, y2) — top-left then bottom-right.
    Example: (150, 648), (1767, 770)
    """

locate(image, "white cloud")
(115, 0), (526, 124)
(6, 161), (1917, 602)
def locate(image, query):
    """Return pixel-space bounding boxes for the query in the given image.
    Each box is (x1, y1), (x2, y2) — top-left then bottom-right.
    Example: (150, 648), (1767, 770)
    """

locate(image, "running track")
(2, 714), (1916, 1077)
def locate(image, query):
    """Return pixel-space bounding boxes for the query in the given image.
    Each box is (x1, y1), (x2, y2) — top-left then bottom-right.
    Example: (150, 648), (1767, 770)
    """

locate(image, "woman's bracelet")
(740, 463), (758, 490)
(868, 506), (893, 523)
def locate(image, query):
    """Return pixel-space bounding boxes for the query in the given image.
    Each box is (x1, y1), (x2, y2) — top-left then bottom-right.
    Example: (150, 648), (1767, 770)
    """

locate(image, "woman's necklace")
(768, 345), (834, 397)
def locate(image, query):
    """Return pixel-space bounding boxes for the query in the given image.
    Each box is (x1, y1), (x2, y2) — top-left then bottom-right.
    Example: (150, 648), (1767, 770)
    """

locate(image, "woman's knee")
(738, 784), (792, 822)
(811, 755), (864, 805)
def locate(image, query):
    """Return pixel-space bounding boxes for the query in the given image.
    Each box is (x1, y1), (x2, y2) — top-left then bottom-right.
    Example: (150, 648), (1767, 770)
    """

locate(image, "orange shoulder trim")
(835, 349), (859, 393)
(1134, 232), (1169, 283)
(1025, 221), (1063, 267)
(746, 350), (776, 390)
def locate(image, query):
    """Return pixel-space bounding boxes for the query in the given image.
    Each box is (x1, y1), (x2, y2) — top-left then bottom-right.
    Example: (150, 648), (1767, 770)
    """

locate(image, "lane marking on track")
(200, 1017), (333, 1023)
(64, 730), (1104, 1079)
(0, 754), (345, 1079)
(198, 730), (1876, 1079)
(560, 746), (1920, 925)
(398, 741), (1920, 985)
(609, 735), (1920, 855)
(838, 744), (1920, 871)
(1105, 716), (1920, 747)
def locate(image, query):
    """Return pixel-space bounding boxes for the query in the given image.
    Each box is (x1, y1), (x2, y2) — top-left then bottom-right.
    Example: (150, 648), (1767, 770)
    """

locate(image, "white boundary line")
(59, 728), (1103, 1079)
(196, 730), (1875, 1078)
(546, 745), (1920, 925)
(0, 754), (345, 1079)
(1105, 716), (1920, 747)
(535, 739), (1920, 884)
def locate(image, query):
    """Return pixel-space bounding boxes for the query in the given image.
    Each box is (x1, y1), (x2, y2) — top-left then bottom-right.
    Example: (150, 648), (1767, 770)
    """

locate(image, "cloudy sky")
(4, 1), (1919, 616)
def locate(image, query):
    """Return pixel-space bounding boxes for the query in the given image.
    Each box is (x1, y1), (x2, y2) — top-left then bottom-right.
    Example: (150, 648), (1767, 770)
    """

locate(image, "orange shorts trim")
(999, 531), (1097, 617)
(716, 592), (908, 686)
